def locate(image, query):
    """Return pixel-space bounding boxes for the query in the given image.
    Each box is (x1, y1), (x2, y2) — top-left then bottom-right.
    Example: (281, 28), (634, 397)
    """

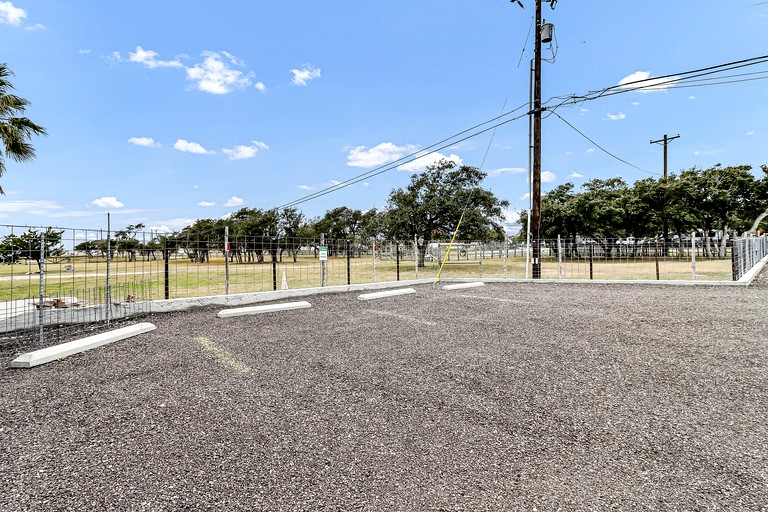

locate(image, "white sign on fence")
(319, 246), (328, 261)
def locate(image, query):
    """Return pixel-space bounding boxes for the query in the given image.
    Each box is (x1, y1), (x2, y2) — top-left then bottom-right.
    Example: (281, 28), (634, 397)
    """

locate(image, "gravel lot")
(1, 278), (767, 511)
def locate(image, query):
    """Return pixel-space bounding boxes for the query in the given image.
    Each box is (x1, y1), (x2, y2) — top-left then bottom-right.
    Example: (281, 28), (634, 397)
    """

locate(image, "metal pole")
(503, 237), (508, 279)
(164, 237), (170, 300)
(655, 241), (660, 280)
(371, 237), (376, 283)
(396, 242), (400, 281)
(106, 212), (111, 326)
(38, 232), (44, 344)
(557, 235), (563, 279)
(414, 235), (419, 279)
(320, 233), (326, 287)
(346, 240), (351, 285)
(691, 231), (697, 280)
(224, 226), (230, 295)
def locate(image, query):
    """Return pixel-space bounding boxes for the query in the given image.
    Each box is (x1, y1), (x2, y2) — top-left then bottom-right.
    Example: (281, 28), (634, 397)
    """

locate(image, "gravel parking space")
(2, 279), (767, 510)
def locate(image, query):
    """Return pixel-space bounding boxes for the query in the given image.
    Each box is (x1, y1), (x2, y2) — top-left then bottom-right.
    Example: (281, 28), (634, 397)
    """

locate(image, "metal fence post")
(38, 232), (45, 344)
(557, 235), (563, 279)
(346, 240), (351, 285)
(106, 213), (112, 326)
(396, 242), (400, 281)
(224, 226), (230, 295)
(691, 231), (697, 280)
(731, 238), (739, 281)
(164, 237), (170, 300)
(413, 235), (419, 279)
(320, 233), (326, 287)
(371, 237), (376, 283)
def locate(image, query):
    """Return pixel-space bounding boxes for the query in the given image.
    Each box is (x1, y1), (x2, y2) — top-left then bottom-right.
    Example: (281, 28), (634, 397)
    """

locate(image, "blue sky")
(2, 1), (767, 235)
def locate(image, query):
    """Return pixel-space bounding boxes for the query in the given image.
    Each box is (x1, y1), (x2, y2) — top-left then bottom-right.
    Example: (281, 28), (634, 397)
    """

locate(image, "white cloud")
(503, 209), (520, 225)
(630, 102), (640, 106)
(604, 112), (626, 121)
(0, 200), (63, 216)
(291, 65), (321, 86)
(688, 96), (696, 100)
(198, 201), (216, 207)
(78, 49), (92, 55)
(542, 171), (556, 183)
(568, 172), (585, 178)
(0, 2), (26, 26)
(24, 22), (45, 31)
(174, 139), (213, 154)
(580, 108), (589, 113)
(222, 140), (269, 160)
(518, 192), (530, 201)
(255, 82), (266, 92)
(128, 46), (183, 69)
(347, 142), (420, 168)
(398, 153), (463, 173)
(91, 196), (124, 209)
(128, 136), (160, 148)
(618, 70), (679, 92)
(487, 167), (526, 178)
(746, 131), (755, 136)
(224, 196), (245, 207)
(186, 51), (253, 94)
(586, 148), (596, 153)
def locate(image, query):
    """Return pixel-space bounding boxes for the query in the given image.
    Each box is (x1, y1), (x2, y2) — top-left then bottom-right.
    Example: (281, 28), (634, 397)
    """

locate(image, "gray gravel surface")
(2, 279), (767, 511)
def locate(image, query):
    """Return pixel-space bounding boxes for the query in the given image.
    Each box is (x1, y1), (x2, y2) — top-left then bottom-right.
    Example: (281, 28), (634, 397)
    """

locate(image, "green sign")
(319, 246), (328, 261)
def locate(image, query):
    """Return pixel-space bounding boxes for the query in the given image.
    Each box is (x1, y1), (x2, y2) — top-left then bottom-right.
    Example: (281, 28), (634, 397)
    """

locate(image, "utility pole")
(650, 134), (680, 179)
(650, 134), (680, 256)
(518, 0), (555, 279)
(531, 0), (543, 279)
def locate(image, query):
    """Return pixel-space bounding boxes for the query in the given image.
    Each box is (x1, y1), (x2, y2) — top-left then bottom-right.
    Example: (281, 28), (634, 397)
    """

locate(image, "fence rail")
(0, 223), (764, 351)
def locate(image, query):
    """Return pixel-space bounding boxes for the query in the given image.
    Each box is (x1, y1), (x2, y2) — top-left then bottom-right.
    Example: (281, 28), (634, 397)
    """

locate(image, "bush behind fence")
(0, 224), (766, 350)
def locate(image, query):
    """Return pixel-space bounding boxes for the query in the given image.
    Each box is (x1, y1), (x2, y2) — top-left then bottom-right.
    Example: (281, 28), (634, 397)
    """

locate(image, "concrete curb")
(217, 301), (312, 318)
(10, 322), (156, 368)
(442, 282), (486, 291)
(358, 288), (417, 301)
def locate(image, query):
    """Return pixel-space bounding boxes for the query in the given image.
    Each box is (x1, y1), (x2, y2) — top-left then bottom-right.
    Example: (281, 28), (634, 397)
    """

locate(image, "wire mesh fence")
(0, 223), (763, 351)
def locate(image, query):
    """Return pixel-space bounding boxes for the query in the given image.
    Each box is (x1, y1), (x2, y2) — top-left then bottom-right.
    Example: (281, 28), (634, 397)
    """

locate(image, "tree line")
(519, 164), (768, 258)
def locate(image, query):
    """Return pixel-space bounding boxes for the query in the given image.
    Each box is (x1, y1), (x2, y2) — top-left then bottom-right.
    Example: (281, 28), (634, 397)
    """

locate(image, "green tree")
(0, 64), (47, 194)
(385, 159), (509, 266)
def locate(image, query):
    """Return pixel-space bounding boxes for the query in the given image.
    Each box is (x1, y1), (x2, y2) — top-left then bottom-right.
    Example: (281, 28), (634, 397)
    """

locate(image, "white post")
(558, 235), (563, 279)
(413, 235), (419, 279)
(371, 237), (376, 283)
(503, 238), (508, 279)
(691, 231), (697, 280)
(38, 232), (45, 344)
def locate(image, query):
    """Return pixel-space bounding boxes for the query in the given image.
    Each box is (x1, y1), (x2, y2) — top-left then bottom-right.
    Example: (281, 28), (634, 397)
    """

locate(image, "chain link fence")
(0, 224), (763, 352)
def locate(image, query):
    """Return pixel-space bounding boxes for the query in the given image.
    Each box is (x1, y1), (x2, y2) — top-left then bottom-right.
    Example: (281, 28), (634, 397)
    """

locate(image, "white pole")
(371, 237), (376, 283)
(558, 235), (563, 279)
(691, 231), (697, 280)
(414, 234), (419, 279)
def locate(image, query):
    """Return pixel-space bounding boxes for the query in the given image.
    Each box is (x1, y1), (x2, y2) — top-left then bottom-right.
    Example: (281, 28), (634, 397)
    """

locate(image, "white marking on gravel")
(195, 336), (251, 375)
(453, 294), (523, 304)
(365, 309), (437, 326)
(10, 322), (157, 368)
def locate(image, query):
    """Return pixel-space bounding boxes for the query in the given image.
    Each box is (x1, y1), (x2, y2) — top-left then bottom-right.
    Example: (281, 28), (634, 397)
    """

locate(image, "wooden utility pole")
(650, 134), (680, 179)
(531, 0), (543, 279)
(650, 134), (680, 256)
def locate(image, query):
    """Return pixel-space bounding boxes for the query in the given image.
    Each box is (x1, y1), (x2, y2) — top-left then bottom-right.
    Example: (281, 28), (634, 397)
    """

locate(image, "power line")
(551, 111), (659, 175)
(273, 54), (768, 212)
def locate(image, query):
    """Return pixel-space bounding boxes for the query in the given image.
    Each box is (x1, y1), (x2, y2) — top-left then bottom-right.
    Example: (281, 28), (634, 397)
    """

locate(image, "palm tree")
(0, 63), (47, 194)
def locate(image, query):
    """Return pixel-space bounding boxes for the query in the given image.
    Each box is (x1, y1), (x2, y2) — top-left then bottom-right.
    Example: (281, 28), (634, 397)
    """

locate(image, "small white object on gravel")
(9, 322), (157, 368)
(442, 282), (486, 290)
(217, 301), (312, 318)
(358, 288), (417, 301)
